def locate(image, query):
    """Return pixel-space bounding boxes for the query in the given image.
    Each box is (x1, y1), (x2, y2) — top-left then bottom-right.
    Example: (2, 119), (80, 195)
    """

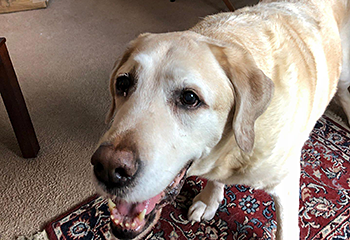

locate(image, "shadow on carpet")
(45, 115), (350, 240)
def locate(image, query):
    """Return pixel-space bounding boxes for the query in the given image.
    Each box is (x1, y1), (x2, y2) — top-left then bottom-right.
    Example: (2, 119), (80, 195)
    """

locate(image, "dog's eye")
(180, 90), (200, 108)
(115, 74), (132, 97)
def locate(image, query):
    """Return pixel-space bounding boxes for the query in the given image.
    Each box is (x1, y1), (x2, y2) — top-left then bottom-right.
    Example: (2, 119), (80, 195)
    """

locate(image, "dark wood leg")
(0, 38), (40, 158)
(222, 0), (235, 11)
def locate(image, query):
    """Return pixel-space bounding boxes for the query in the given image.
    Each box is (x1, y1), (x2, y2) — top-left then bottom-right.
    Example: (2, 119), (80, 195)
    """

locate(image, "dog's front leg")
(188, 180), (225, 222)
(268, 166), (300, 240)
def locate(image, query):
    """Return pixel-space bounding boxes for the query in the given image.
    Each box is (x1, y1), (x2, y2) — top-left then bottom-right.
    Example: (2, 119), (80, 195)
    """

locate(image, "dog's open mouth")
(107, 164), (190, 239)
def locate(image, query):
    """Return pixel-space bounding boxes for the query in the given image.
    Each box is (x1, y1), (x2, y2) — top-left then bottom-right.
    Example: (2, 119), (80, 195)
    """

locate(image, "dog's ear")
(209, 44), (274, 153)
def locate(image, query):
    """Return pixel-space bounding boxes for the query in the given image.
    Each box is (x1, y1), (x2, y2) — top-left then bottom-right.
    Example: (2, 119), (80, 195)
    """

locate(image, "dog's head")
(91, 31), (273, 239)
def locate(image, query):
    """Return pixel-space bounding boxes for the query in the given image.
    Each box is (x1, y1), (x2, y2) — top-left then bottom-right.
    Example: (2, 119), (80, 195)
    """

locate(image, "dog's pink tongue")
(109, 193), (163, 231)
(116, 193), (162, 216)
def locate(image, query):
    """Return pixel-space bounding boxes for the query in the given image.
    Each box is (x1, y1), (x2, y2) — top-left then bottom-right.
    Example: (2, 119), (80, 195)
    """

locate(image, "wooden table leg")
(222, 0), (235, 11)
(0, 38), (40, 158)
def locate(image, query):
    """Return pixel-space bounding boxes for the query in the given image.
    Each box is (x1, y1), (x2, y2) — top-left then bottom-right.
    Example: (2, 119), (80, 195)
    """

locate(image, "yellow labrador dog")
(91, 0), (350, 239)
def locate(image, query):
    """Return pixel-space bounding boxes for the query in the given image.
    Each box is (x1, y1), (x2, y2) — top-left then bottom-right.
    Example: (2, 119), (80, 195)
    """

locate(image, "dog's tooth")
(125, 222), (130, 228)
(138, 209), (146, 221)
(131, 221), (136, 228)
(108, 198), (116, 210)
(120, 222), (124, 228)
(112, 217), (120, 225)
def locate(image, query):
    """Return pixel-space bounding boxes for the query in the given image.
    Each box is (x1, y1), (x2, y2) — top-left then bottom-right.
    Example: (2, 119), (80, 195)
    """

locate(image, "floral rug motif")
(45, 115), (350, 240)
(299, 116), (350, 240)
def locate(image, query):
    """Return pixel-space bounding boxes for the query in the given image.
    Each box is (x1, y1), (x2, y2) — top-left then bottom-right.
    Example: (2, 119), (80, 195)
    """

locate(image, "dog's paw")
(187, 181), (225, 222)
(188, 199), (220, 222)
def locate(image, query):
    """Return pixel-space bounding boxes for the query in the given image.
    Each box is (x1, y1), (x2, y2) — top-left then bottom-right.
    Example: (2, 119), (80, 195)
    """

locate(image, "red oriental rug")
(45, 115), (350, 240)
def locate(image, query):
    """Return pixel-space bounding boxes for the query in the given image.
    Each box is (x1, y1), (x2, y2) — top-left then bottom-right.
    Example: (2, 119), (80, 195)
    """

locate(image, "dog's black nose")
(91, 144), (138, 187)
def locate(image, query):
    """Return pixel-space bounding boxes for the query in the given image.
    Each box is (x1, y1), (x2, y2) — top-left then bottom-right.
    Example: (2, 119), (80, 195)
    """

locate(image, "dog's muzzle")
(91, 143), (192, 239)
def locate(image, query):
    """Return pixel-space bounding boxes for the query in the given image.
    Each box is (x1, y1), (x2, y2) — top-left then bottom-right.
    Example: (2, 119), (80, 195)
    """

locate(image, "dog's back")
(192, 0), (346, 134)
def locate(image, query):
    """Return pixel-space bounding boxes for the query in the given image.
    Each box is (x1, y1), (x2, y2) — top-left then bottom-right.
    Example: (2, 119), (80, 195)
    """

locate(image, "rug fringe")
(16, 230), (49, 240)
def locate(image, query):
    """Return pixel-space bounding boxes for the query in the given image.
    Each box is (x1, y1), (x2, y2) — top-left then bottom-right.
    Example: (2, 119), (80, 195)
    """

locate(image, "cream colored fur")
(98, 0), (350, 239)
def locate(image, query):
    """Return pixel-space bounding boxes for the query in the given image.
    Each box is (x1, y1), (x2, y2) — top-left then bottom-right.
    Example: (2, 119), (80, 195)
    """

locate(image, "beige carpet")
(0, 0), (259, 239)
